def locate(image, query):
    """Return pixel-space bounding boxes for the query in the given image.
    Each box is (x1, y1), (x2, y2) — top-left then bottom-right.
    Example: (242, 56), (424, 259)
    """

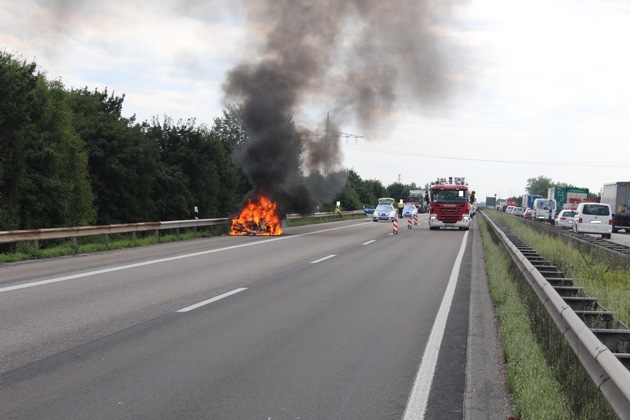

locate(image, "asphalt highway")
(0, 215), (510, 419)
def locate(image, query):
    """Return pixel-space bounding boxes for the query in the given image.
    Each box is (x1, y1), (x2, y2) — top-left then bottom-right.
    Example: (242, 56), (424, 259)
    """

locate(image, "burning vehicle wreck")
(230, 194), (283, 236)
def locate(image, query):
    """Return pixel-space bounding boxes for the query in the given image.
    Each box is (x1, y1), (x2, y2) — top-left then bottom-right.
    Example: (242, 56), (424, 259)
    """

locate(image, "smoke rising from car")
(223, 0), (460, 214)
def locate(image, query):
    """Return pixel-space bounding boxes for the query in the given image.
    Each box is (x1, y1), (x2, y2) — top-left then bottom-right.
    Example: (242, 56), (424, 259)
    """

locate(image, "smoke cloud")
(224, 0), (461, 215)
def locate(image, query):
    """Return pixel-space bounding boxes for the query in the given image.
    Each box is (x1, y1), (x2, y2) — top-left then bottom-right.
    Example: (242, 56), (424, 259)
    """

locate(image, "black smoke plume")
(223, 0), (460, 214)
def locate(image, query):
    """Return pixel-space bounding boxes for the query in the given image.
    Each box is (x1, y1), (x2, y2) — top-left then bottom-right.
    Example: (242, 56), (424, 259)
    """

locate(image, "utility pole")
(312, 112), (364, 175)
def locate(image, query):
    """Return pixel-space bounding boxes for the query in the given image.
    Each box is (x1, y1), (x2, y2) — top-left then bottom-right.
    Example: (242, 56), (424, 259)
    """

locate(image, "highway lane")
(0, 219), (386, 375)
(0, 215), (508, 419)
(611, 231), (630, 247)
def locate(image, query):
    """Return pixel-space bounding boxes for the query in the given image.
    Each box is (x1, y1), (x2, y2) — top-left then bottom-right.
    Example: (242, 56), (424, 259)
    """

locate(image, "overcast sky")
(3, 0), (630, 202)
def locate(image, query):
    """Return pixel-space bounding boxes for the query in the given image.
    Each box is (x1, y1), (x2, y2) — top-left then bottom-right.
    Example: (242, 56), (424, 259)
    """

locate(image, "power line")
(342, 144), (630, 168)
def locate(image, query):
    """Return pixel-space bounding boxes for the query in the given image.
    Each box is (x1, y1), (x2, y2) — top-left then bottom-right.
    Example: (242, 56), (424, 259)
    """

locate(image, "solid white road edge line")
(310, 255), (337, 264)
(0, 222), (370, 294)
(176, 288), (247, 313)
(402, 231), (469, 420)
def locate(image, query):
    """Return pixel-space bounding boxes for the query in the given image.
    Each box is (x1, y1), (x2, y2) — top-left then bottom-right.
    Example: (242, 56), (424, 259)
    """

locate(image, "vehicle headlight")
(463, 215), (470, 222)
(430, 215), (437, 221)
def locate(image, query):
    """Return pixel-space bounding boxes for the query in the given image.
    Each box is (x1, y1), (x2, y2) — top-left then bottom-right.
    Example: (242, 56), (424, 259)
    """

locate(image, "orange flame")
(230, 195), (283, 236)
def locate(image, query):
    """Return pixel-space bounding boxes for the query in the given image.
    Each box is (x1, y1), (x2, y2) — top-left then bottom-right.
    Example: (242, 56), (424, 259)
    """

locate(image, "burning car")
(230, 195), (283, 236)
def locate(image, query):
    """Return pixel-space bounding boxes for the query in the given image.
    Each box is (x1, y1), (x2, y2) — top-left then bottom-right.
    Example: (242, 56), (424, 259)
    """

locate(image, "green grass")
(478, 215), (572, 419)
(478, 212), (619, 419)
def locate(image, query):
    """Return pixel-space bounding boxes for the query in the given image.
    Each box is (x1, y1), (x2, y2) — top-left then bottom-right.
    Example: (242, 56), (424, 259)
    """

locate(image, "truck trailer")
(547, 187), (589, 212)
(600, 182), (630, 233)
(522, 193), (542, 210)
(408, 189), (427, 213)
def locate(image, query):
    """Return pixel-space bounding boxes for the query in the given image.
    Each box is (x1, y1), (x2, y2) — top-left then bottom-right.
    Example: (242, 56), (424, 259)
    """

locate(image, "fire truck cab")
(428, 177), (472, 230)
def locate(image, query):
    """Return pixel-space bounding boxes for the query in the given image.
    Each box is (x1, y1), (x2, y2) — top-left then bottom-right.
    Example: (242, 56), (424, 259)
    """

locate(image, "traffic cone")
(408, 217), (412, 229)
(414, 213), (418, 225)
(393, 218), (398, 234)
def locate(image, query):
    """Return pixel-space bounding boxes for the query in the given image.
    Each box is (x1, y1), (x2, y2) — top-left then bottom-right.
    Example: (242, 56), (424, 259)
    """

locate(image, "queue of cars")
(505, 203), (613, 239)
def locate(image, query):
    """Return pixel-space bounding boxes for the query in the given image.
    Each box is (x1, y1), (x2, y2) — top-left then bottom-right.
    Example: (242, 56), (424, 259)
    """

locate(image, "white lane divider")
(176, 288), (247, 313)
(310, 255), (336, 264)
(362, 240), (376, 245)
(402, 231), (468, 420)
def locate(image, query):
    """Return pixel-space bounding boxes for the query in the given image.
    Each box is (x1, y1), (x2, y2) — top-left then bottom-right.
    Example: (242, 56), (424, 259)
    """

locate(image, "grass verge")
(478, 214), (572, 418)
(479, 213), (619, 419)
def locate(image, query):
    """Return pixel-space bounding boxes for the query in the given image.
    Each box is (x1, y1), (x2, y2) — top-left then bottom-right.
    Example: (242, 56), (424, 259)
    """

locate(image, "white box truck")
(600, 182), (630, 233)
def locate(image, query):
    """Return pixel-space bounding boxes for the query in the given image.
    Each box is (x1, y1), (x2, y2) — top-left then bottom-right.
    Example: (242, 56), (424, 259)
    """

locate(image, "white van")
(572, 202), (613, 239)
(532, 198), (556, 221)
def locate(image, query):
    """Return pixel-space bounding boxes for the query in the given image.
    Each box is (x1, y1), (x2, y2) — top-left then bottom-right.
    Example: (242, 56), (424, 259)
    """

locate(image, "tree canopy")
(0, 50), (438, 230)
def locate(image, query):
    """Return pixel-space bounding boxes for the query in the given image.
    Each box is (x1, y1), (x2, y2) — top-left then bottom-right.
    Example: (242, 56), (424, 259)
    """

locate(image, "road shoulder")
(464, 221), (513, 419)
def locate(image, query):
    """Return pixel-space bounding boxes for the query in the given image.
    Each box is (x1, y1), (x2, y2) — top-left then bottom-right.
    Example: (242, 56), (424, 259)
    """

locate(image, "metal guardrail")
(0, 211), (365, 245)
(481, 211), (630, 417)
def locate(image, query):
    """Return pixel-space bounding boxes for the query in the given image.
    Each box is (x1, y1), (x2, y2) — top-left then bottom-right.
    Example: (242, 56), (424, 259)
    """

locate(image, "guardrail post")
(104, 234), (109, 246)
(176, 228), (180, 239)
(33, 240), (39, 251)
(155, 230), (160, 242)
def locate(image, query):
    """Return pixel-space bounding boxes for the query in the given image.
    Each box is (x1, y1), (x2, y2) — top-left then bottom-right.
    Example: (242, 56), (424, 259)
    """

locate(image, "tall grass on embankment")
(478, 213), (618, 419)
(489, 211), (629, 327)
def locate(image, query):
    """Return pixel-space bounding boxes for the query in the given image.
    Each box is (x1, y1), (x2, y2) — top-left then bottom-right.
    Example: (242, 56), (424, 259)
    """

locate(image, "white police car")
(373, 204), (397, 221)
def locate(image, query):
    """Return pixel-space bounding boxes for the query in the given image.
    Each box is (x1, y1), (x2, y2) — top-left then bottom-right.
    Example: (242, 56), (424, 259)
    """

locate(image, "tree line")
(1, 51), (418, 231)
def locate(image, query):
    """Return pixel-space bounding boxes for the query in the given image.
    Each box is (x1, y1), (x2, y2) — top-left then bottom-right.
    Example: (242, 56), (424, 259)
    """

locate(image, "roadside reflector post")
(408, 217), (412, 229)
(414, 213), (418, 225)
(393, 218), (398, 234)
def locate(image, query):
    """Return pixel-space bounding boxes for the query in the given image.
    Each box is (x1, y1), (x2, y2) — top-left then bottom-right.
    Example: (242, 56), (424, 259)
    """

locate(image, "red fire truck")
(428, 177), (474, 230)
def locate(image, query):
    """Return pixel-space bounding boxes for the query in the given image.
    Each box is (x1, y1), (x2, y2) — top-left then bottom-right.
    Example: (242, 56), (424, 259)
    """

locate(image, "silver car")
(555, 209), (575, 228)
(373, 204), (397, 221)
(402, 203), (418, 218)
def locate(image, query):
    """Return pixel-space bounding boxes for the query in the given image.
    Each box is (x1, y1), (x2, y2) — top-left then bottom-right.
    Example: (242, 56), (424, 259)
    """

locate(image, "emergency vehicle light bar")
(432, 177), (467, 186)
